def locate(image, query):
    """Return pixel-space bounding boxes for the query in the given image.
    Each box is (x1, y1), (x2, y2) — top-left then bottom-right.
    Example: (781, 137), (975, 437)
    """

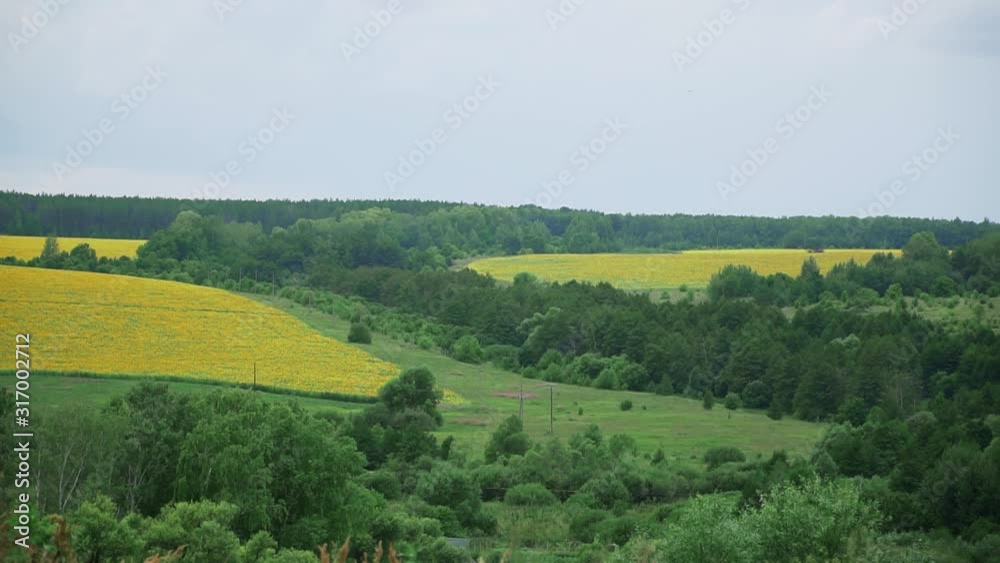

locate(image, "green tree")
(703, 389), (715, 410)
(451, 334), (484, 364)
(378, 367), (443, 425)
(347, 322), (372, 344)
(704, 446), (746, 470)
(38, 235), (65, 268)
(485, 415), (531, 463)
(724, 393), (742, 411)
(752, 478), (882, 562)
(70, 497), (143, 563)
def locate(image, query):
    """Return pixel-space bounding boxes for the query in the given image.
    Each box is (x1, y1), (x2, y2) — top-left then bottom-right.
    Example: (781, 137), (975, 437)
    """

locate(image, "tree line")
(2, 191), (997, 257)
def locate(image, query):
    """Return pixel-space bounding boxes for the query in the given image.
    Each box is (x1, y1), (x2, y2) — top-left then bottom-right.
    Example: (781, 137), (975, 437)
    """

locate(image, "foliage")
(704, 447), (747, 470)
(348, 322), (373, 344)
(451, 334), (484, 364)
(724, 393), (742, 411)
(485, 415), (531, 463)
(504, 483), (559, 507)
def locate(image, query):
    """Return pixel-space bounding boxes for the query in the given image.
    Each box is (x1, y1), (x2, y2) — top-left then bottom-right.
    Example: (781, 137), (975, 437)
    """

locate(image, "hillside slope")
(0, 266), (398, 397)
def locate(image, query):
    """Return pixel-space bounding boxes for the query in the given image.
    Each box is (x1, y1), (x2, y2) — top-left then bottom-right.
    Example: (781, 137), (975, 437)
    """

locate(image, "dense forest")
(2, 191), (997, 253)
(3, 195), (999, 561)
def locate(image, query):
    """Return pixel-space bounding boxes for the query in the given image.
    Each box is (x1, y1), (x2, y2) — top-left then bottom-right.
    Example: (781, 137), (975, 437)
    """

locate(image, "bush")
(651, 448), (666, 466)
(347, 322), (372, 344)
(598, 514), (643, 547)
(415, 537), (469, 563)
(569, 509), (611, 544)
(484, 415), (531, 463)
(704, 446), (746, 470)
(703, 390), (715, 410)
(724, 393), (742, 411)
(451, 334), (484, 364)
(620, 399), (633, 411)
(576, 474), (631, 510)
(484, 344), (520, 370)
(504, 483), (559, 507)
(360, 469), (402, 500)
(742, 381), (770, 409)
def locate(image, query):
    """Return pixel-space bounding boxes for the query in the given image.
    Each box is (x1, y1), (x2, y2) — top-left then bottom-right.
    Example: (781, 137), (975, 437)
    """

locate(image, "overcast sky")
(1, 0), (997, 220)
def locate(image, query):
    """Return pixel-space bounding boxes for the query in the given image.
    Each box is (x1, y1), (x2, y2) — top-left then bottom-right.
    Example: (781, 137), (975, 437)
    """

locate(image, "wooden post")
(253, 361), (256, 391)
(519, 384), (524, 421)
(549, 386), (554, 434)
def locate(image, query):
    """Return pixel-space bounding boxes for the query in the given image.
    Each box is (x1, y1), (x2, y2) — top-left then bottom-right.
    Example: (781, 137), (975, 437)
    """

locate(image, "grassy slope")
(250, 295), (824, 462)
(0, 289), (824, 464)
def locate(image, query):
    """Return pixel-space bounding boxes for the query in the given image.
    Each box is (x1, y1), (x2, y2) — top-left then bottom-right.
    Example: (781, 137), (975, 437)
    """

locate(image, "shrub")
(451, 335), (484, 364)
(703, 390), (715, 410)
(704, 446), (746, 470)
(742, 381), (770, 409)
(620, 399), (633, 411)
(598, 514), (642, 547)
(724, 393), (742, 411)
(484, 344), (520, 370)
(569, 509), (610, 544)
(347, 322), (372, 344)
(360, 469), (402, 500)
(504, 483), (559, 507)
(651, 448), (666, 466)
(576, 474), (631, 510)
(484, 415), (531, 463)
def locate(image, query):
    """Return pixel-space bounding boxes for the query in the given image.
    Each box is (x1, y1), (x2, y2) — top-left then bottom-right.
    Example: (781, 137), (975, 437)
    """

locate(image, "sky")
(1, 0), (997, 220)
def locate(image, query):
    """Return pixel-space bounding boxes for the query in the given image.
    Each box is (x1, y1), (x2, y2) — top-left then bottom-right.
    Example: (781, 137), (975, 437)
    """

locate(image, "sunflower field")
(0, 235), (145, 260)
(0, 266), (407, 399)
(468, 249), (898, 290)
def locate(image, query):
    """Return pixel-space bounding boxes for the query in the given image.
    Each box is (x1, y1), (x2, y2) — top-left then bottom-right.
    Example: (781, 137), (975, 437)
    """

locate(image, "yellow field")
(468, 249), (897, 290)
(0, 266), (408, 399)
(0, 235), (145, 260)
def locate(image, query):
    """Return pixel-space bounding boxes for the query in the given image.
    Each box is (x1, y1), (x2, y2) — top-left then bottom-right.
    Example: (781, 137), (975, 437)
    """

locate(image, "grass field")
(252, 295), (825, 461)
(468, 249), (897, 290)
(0, 235), (145, 259)
(0, 266), (401, 398)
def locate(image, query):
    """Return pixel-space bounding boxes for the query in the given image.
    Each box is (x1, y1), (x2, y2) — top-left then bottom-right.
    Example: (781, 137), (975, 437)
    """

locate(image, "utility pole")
(549, 386), (554, 434)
